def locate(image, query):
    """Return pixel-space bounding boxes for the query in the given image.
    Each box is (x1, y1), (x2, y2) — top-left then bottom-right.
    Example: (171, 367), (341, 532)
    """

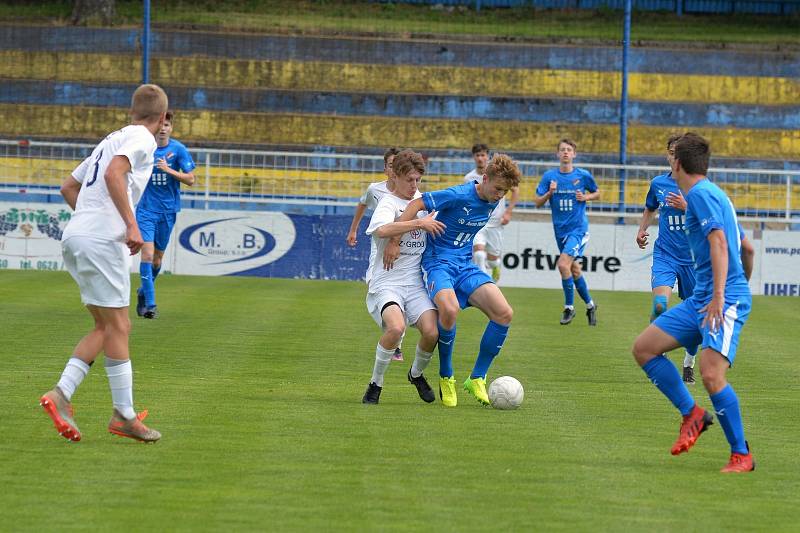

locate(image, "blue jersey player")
(636, 135), (699, 383)
(534, 138), (600, 326)
(135, 111), (196, 318)
(395, 154), (522, 407)
(632, 133), (755, 473)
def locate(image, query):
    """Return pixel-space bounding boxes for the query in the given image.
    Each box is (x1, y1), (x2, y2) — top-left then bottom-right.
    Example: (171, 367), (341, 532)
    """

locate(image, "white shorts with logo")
(474, 224), (503, 256)
(366, 284), (436, 328)
(62, 236), (131, 308)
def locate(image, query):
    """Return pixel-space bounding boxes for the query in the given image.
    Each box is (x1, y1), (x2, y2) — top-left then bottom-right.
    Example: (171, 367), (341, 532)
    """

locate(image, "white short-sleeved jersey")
(360, 180), (391, 210)
(63, 125), (157, 242)
(464, 169), (504, 228)
(361, 180), (393, 283)
(366, 192), (425, 292)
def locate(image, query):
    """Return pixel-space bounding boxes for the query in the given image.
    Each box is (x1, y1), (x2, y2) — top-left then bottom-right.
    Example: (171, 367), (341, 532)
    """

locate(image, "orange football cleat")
(40, 388), (81, 442)
(108, 409), (161, 443)
(671, 404), (713, 455)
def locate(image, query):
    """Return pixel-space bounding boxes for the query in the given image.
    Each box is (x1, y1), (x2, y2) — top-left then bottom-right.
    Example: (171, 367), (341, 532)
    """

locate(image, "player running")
(40, 84), (167, 443)
(463, 143), (519, 281)
(135, 110), (196, 319)
(347, 147), (405, 361)
(534, 138), (600, 326)
(636, 135), (699, 383)
(361, 149), (445, 404)
(394, 154), (522, 407)
(632, 132), (755, 473)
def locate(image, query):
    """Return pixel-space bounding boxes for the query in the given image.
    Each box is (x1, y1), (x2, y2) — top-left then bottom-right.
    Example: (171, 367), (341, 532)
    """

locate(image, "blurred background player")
(39, 84), (167, 443)
(395, 154), (521, 407)
(361, 150), (445, 404)
(636, 134), (699, 383)
(135, 110), (196, 319)
(534, 138), (600, 326)
(632, 132), (755, 473)
(463, 143), (519, 281)
(347, 146), (405, 361)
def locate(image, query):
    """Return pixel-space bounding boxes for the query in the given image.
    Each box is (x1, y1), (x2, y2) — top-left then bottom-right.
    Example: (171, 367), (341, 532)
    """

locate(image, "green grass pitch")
(1, 271), (799, 530)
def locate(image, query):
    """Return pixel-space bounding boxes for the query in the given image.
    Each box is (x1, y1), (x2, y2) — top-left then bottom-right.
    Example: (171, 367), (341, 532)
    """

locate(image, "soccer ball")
(488, 376), (524, 410)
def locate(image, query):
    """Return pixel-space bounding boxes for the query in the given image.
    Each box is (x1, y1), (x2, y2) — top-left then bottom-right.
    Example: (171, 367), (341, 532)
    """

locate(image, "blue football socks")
(642, 355), (695, 416)
(710, 384), (748, 454)
(471, 321), (510, 379)
(561, 277), (575, 307)
(574, 276), (592, 305)
(139, 262), (156, 307)
(437, 323), (456, 378)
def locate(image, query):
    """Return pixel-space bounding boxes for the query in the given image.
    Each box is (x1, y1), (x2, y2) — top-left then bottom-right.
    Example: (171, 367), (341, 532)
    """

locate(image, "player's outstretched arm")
(636, 208), (657, 249)
(374, 212), (444, 239)
(105, 155), (143, 255)
(347, 202), (368, 246)
(60, 176), (82, 210)
(740, 235), (755, 281)
(394, 198), (426, 223)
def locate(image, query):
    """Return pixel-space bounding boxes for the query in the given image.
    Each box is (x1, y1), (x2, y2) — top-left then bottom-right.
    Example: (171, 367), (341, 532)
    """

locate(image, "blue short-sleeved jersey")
(685, 179), (750, 302)
(645, 172), (693, 266)
(137, 139), (195, 214)
(421, 183), (497, 268)
(536, 167), (598, 237)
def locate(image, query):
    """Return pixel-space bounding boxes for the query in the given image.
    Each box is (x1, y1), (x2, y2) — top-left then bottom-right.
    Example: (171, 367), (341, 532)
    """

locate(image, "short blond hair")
(486, 153), (521, 188)
(131, 84), (168, 122)
(392, 149), (426, 177)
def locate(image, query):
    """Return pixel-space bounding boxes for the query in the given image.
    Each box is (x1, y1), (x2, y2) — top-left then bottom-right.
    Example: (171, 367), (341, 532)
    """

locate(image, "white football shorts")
(473, 225), (504, 257)
(62, 236), (131, 308)
(366, 284), (436, 328)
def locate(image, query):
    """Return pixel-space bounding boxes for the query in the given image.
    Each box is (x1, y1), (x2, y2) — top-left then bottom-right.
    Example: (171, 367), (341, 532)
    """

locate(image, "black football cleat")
(683, 366), (696, 385)
(143, 305), (159, 319)
(586, 304), (598, 326)
(362, 382), (382, 404)
(407, 369), (435, 403)
(560, 307), (576, 325)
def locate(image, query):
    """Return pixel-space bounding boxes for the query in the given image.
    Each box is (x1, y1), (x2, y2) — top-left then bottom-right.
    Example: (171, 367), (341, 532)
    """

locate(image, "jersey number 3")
(86, 150), (104, 187)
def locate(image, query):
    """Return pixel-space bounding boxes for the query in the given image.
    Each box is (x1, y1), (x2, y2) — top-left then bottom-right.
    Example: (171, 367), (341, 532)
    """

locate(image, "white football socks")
(105, 358), (136, 420)
(410, 346), (433, 378)
(371, 344), (395, 387)
(683, 352), (696, 369)
(56, 357), (90, 401)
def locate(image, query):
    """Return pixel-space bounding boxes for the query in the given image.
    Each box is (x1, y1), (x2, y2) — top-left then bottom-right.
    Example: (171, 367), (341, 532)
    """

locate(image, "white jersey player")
(346, 148), (408, 361)
(361, 150), (445, 405)
(39, 84), (168, 444)
(463, 143), (518, 281)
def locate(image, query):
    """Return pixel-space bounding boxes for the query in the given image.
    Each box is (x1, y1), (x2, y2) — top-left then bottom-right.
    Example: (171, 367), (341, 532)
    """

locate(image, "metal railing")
(1, 140), (797, 225)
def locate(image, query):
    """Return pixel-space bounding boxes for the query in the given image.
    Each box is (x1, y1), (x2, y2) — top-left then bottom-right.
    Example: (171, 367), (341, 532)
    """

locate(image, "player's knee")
(699, 367), (725, 394)
(631, 336), (653, 365)
(652, 295), (669, 318)
(557, 258), (572, 276)
(384, 323), (405, 345)
(494, 304), (513, 325)
(571, 263), (582, 277)
(438, 309), (458, 330)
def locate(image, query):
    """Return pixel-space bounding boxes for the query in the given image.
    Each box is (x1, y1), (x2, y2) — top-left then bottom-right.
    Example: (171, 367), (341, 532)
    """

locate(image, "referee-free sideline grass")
(1, 271), (798, 531)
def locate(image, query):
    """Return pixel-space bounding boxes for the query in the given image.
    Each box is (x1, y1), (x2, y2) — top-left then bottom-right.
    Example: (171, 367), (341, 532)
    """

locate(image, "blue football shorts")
(651, 257), (696, 300)
(557, 231), (589, 258)
(136, 209), (177, 252)
(653, 295), (751, 365)
(423, 259), (493, 309)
